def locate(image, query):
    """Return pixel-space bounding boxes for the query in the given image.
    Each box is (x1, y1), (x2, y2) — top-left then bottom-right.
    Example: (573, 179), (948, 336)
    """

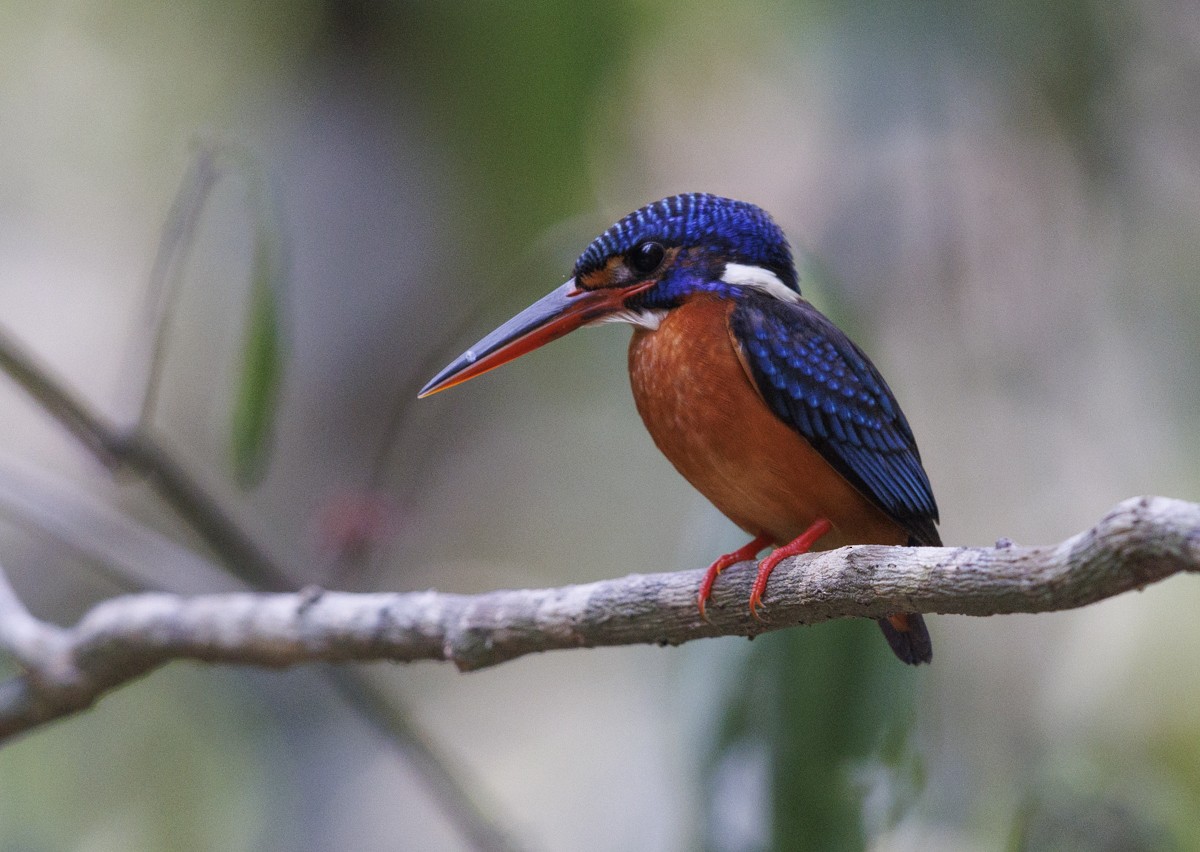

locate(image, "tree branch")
(0, 149), (526, 851)
(0, 295), (521, 850)
(1, 494), (1195, 741)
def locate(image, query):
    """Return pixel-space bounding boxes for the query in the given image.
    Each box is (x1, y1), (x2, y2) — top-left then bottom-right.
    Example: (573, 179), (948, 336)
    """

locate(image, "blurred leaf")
(230, 192), (286, 489)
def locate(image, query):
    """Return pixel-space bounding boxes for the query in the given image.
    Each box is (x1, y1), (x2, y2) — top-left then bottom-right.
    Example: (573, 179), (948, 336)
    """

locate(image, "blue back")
(730, 291), (941, 545)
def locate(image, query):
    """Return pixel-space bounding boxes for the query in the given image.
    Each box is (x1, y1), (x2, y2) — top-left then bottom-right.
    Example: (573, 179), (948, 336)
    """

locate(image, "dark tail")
(876, 613), (932, 665)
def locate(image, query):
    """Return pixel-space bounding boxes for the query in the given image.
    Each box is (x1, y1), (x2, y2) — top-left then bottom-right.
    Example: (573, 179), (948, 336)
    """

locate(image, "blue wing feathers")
(730, 293), (940, 545)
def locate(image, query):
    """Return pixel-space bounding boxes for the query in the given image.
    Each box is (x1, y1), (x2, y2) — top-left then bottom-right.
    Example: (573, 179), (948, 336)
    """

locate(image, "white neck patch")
(721, 262), (801, 303)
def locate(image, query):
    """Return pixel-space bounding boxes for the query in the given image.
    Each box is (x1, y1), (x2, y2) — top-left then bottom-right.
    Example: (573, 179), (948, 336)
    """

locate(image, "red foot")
(749, 518), (832, 619)
(697, 534), (772, 620)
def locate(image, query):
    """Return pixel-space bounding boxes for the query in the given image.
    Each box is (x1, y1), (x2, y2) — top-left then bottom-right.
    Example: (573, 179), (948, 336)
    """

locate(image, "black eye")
(629, 241), (666, 276)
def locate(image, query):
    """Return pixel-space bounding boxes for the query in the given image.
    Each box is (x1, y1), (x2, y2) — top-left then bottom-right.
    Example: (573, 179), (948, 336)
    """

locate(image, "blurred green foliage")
(230, 165), (287, 489)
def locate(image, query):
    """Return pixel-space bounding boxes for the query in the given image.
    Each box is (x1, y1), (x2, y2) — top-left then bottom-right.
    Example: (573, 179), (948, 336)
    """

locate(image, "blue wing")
(729, 292), (940, 546)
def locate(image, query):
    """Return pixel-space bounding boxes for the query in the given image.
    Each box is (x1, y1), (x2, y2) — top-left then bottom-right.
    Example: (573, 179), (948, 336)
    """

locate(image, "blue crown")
(573, 194), (799, 292)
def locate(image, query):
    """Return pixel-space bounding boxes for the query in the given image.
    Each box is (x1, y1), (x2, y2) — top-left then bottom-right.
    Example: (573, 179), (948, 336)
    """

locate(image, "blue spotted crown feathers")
(573, 194), (799, 293)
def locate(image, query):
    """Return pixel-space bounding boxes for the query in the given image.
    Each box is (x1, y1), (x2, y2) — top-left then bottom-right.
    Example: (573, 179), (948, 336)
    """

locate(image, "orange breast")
(627, 295), (906, 549)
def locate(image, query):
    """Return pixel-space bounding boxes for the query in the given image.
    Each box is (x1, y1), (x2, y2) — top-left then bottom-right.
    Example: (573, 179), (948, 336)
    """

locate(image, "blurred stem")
(0, 325), (287, 593)
(120, 140), (223, 429)
(0, 326), (124, 468)
(0, 323), (522, 851)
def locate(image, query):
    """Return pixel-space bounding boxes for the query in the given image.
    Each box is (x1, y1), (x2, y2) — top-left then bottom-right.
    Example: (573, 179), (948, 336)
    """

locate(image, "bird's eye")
(629, 241), (666, 276)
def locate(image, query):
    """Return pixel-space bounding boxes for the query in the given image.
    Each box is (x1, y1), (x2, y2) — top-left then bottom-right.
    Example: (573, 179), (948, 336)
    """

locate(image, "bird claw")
(746, 519), (832, 622)
(696, 535), (772, 623)
(748, 557), (777, 621)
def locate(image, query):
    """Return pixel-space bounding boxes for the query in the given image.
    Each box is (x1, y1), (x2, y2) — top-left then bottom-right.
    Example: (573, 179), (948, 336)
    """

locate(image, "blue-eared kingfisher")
(419, 194), (938, 665)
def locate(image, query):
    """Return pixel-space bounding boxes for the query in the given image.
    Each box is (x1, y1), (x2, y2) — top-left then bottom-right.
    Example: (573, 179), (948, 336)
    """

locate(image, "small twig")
(0, 495), (1195, 743)
(0, 331), (127, 468)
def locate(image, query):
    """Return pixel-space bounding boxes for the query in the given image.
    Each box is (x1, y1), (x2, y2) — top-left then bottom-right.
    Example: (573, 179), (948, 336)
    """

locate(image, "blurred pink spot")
(312, 490), (402, 558)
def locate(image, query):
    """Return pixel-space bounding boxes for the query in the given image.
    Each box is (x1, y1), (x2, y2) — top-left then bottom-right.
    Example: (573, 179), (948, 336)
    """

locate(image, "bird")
(419, 193), (938, 665)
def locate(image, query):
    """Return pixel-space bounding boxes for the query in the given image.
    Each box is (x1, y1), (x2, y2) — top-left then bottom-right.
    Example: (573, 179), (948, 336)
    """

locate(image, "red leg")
(698, 534), (772, 620)
(749, 518), (832, 618)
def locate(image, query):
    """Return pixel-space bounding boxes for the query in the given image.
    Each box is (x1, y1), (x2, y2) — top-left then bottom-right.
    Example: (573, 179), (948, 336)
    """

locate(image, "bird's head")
(418, 193), (799, 397)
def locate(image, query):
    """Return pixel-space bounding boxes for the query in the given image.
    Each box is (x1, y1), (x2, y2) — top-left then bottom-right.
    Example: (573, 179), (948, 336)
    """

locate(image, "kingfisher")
(419, 194), (938, 665)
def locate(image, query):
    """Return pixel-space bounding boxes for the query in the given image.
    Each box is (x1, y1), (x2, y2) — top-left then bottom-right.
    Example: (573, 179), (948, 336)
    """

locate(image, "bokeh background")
(1, 1), (1199, 850)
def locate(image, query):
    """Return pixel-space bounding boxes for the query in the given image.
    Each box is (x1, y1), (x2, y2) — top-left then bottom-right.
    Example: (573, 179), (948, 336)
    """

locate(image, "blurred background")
(1, 1), (1199, 849)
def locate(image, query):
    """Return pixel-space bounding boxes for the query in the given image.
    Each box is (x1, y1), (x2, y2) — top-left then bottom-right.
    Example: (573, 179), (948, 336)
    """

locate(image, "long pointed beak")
(418, 279), (651, 398)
